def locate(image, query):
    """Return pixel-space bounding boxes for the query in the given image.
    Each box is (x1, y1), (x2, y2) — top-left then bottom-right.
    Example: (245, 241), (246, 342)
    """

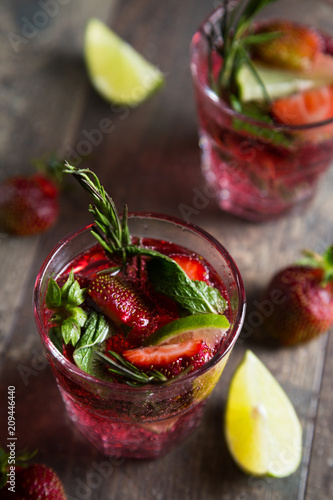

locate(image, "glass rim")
(190, 4), (333, 132)
(33, 211), (246, 394)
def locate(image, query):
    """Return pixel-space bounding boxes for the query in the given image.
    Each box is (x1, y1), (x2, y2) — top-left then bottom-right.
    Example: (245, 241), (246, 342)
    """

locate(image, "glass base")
(199, 132), (319, 222)
(60, 388), (206, 458)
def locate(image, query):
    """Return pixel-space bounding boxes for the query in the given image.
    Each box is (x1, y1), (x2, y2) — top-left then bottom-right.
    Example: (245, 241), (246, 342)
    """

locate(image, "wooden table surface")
(1, 1), (333, 499)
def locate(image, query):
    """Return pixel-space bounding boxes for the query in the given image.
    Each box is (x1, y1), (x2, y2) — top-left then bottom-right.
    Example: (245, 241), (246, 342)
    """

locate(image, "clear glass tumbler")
(190, 0), (333, 222)
(33, 213), (246, 458)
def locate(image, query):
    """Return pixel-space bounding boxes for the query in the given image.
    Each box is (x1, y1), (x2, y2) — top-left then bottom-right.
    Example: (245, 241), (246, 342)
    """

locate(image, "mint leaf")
(68, 280), (86, 306)
(62, 318), (81, 346)
(49, 327), (63, 353)
(194, 281), (227, 314)
(45, 278), (61, 308)
(230, 95), (291, 147)
(147, 257), (227, 315)
(46, 270), (88, 348)
(60, 269), (75, 300)
(73, 312), (109, 374)
(71, 306), (88, 327)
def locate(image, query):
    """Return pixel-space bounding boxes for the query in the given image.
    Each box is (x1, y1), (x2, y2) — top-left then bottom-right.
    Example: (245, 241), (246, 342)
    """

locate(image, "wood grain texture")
(0, 0), (333, 499)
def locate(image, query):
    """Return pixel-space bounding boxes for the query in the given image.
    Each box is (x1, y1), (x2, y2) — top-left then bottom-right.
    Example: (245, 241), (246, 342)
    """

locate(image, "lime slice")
(143, 313), (230, 349)
(225, 350), (302, 477)
(237, 63), (330, 103)
(84, 18), (164, 106)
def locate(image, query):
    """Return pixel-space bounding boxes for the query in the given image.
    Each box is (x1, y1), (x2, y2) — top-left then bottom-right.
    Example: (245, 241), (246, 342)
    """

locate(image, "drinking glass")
(33, 213), (246, 458)
(190, 0), (333, 221)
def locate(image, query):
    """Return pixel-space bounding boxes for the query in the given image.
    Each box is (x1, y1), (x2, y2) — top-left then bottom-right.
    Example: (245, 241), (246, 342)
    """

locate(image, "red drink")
(190, 1), (333, 221)
(34, 213), (245, 458)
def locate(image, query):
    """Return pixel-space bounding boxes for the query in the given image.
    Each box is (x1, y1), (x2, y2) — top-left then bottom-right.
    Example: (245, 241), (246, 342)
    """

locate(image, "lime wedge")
(143, 313), (230, 349)
(84, 18), (164, 106)
(225, 350), (302, 477)
(237, 63), (330, 103)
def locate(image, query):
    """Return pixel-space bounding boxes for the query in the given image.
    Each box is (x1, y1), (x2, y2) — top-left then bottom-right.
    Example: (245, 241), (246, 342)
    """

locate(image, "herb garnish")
(208, 0), (279, 99)
(95, 351), (169, 386)
(46, 270), (88, 350)
(45, 164), (227, 385)
(63, 163), (227, 315)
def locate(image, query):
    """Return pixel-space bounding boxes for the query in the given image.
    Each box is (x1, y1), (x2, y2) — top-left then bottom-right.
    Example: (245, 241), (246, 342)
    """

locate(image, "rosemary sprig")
(209, 0), (279, 101)
(95, 351), (168, 386)
(64, 162), (130, 264)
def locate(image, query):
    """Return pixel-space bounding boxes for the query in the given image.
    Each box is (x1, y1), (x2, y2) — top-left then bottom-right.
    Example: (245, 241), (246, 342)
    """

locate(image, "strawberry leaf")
(297, 246), (333, 284)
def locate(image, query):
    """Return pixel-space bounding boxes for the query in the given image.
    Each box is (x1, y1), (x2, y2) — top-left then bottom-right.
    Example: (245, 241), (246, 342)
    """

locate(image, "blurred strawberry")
(0, 448), (66, 500)
(252, 20), (322, 71)
(261, 246), (333, 345)
(0, 155), (64, 236)
(271, 85), (333, 126)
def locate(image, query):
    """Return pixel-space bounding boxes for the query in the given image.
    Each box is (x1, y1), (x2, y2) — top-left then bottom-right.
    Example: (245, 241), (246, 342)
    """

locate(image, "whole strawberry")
(17, 463), (66, 500)
(0, 155), (64, 236)
(261, 246), (333, 345)
(0, 448), (66, 500)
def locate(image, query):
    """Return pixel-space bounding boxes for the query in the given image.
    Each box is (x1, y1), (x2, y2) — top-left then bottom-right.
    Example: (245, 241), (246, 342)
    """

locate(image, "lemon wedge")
(84, 18), (164, 106)
(225, 350), (302, 477)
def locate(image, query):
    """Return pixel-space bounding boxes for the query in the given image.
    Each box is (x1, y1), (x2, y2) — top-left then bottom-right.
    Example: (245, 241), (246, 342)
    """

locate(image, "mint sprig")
(46, 269), (88, 348)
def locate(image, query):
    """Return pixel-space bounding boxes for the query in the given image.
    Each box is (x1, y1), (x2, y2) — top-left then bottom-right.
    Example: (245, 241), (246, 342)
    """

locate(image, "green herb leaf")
(230, 95), (291, 147)
(147, 256), (227, 315)
(212, 0), (279, 96)
(62, 317), (81, 346)
(46, 269), (88, 347)
(45, 278), (62, 309)
(68, 280), (86, 307)
(49, 327), (63, 353)
(60, 270), (75, 301)
(73, 312), (110, 373)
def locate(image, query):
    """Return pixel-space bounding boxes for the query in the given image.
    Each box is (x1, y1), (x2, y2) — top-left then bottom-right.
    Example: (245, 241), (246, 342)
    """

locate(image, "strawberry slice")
(253, 20), (322, 71)
(271, 85), (333, 141)
(171, 254), (208, 282)
(123, 339), (212, 379)
(88, 275), (157, 342)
